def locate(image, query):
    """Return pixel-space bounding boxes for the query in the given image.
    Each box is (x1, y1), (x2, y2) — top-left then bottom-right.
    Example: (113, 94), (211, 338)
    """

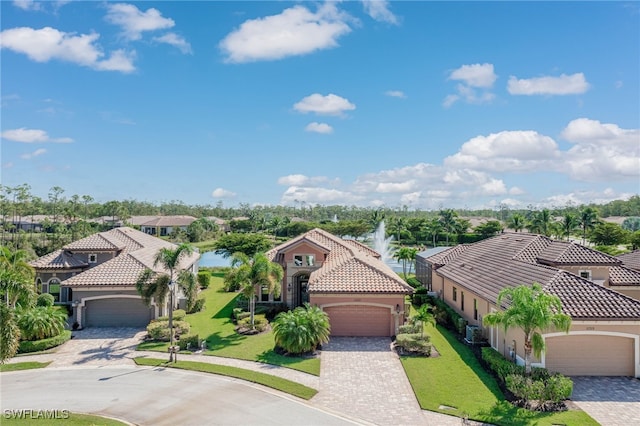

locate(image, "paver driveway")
(571, 376), (640, 426)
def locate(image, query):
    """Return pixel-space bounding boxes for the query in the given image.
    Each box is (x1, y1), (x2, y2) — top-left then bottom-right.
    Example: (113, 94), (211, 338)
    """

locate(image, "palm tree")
(579, 207), (599, 245)
(507, 213), (526, 232)
(394, 246), (418, 280)
(438, 209), (458, 244)
(135, 243), (194, 359)
(527, 209), (552, 236)
(273, 303), (330, 354)
(483, 283), (571, 375)
(0, 304), (21, 363)
(424, 218), (442, 247)
(413, 304), (434, 338)
(16, 305), (67, 341)
(0, 247), (36, 308)
(224, 252), (283, 330)
(560, 213), (579, 241)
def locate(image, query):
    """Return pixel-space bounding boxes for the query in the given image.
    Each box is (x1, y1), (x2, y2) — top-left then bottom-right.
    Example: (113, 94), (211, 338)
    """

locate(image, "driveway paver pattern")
(570, 376), (640, 426)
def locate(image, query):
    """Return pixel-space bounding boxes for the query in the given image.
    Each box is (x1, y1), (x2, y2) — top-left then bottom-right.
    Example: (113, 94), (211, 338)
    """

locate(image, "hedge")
(147, 320), (191, 341)
(18, 330), (72, 353)
(395, 333), (431, 356)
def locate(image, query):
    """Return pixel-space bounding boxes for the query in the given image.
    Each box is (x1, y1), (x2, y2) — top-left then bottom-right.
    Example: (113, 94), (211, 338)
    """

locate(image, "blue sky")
(1, 1), (639, 210)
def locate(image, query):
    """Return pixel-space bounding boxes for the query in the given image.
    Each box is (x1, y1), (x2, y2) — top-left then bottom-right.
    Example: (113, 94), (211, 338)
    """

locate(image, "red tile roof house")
(417, 233), (640, 377)
(29, 227), (200, 328)
(137, 215), (197, 237)
(266, 228), (413, 337)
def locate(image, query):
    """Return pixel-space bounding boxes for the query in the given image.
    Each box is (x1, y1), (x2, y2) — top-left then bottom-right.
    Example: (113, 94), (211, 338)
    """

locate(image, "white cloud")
(294, 93), (355, 116)
(400, 192), (421, 205)
(305, 122), (334, 134)
(375, 180), (416, 193)
(385, 90), (406, 98)
(445, 63), (496, 107)
(507, 73), (589, 95)
(153, 33), (192, 54)
(560, 118), (640, 181)
(20, 148), (47, 160)
(105, 3), (175, 40)
(449, 63), (497, 88)
(444, 130), (560, 172)
(219, 3), (353, 63)
(0, 27), (135, 72)
(1, 128), (73, 143)
(211, 188), (236, 198)
(13, 0), (41, 11)
(509, 187), (525, 195)
(361, 1), (399, 24)
(281, 186), (361, 205)
(277, 174), (333, 187)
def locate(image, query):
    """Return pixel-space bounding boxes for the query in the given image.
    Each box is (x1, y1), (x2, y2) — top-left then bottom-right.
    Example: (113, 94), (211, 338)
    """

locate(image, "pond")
(198, 251), (231, 268)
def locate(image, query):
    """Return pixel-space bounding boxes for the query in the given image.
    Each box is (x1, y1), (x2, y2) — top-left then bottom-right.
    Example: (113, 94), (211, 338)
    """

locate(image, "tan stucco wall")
(558, 265), (609, 282)
(611, 287), (640, 301)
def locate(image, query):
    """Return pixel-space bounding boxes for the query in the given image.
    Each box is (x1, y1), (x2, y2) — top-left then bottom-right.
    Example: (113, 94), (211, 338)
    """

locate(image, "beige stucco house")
(418, 233), (640, 377)
(266, 228), (413, 337)
(30, 227), (200, 328)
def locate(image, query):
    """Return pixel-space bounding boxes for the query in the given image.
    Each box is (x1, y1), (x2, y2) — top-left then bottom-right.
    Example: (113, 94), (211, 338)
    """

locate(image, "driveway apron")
(570, 376), (640, 426)
(312, 337), (461, 426)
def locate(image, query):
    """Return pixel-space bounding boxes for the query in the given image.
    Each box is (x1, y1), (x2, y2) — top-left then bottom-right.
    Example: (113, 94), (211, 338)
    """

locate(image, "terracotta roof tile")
(29, 249), (88, 269)
(140, 215), (197, 227)
(617, 250), (640, 272)
(268, 228), (412, 294)
(536, 241), (620, 265)
(608, 265), (640, 286)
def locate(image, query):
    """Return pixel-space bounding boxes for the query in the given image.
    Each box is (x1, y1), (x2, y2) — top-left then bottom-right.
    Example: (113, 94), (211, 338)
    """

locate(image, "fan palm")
(0, 304), (21, 363)
(273, 303), (330, 354)
(483, 283), (571, 375)
(17, 305), (67, 341)
(224, 252), (283, 330)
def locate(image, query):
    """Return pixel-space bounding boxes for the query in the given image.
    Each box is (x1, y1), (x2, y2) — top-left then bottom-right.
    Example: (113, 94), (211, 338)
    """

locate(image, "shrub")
(406, 277), (422, 288)
(542, 374), (573, 404)
(430, 298), (462, 332)
(398, 323), (421, 334)
(236, 311), (251, 321)
(178, 334), (201, 351)
(237, 314), (268, 332)
(187, 298), (205, 314)
(36, 293), (55, 307)
(155, 309), (187, 322)
(197, 272), (210, 289)
(395, 333), (431, 356)
(412, 287), (430, 306)
(18, 330), (71, 353)
(147, 320), (190, 341)
(17, 306), (68, 341)
(273, 304), (330, 355)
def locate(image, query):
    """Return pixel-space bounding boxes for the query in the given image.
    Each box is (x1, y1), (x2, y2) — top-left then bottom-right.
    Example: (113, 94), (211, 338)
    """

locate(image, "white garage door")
(324, 305), (391, 337)
(85, 298), (152, 327)
(545, 334), (635, 376)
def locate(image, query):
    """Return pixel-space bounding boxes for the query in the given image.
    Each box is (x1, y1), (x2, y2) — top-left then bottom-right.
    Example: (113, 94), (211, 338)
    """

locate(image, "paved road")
(0, 367), (357, 426)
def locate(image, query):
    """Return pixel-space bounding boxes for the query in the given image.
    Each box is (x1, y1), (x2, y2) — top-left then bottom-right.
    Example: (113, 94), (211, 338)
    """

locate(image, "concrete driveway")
(570, 376), (640, 426)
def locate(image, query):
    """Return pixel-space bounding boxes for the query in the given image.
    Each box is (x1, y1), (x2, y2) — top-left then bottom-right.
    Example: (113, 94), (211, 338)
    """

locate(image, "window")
(452, 287), (457, 302)
(294, 255), (303, 266)
(461, 292), (465, 311)
(579, 270), (592, 280)
(48, 279), (61, 302)
(88, 253), (98, 263)
(306, 255), (315, 266)
(474, 299), (478, 320)
(261, 285), (270, 302)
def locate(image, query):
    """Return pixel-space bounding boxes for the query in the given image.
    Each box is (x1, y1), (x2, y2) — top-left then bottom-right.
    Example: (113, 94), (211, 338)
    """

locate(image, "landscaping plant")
(272, 303), (330, 355)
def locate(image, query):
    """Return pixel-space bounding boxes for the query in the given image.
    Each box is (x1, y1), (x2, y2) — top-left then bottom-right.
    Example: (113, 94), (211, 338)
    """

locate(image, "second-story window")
(88, 253), (98, 263)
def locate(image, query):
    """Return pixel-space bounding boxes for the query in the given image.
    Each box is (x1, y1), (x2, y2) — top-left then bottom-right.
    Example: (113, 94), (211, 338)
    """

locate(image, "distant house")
(138, 215), (197, 237)
(418, 233), (640, 377)
(617, 250), (640, 272)
(29, 227), (200, 328)
(266, 228), (413, 337)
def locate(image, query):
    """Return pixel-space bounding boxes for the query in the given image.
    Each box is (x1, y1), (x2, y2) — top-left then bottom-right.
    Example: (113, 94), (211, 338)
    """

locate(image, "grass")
(135, 357), (317, 400)
(0, 412), (126, 425)
(138, 271), (321, 375)
(0, 361), (51, 372)
(401, 323), (599, 426)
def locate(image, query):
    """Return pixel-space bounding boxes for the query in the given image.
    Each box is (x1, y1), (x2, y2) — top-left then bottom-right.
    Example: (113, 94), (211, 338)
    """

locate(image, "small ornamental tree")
(0, 304), (20, 363)
(483, 283), (571, 375)
(17, 306), (67, 341)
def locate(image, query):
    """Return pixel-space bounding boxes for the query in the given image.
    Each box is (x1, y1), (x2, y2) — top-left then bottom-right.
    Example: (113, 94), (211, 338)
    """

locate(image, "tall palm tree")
(439, 209), (458, 244)
(483, 283), (571, 375)
(579, 207), (599, 245)
(135, 243), (195, 359)
(0, 247), (36, 308)
(394, 246), (418, 280)
(507, 213), (526, 232)
(224, 252), (283, 330)
(527, 209), (552, 236)
(560, 213), (579, 241)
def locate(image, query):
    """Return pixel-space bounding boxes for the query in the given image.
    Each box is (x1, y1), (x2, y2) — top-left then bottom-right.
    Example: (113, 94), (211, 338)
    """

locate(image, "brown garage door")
(85, 298), (152, 327)
(545, 334), (635, 376)
(324, 305), (391, 337)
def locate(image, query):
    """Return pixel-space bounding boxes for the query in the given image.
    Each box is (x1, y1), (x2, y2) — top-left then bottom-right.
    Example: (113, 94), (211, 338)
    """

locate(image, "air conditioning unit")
(465, 325), (480, 344)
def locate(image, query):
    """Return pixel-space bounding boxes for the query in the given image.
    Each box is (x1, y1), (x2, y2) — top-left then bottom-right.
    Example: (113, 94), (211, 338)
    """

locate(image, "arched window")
(48, 278), (61, 302)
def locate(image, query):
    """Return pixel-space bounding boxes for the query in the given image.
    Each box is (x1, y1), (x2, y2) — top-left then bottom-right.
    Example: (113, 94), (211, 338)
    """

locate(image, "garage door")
(85, 298), (152, 327)
(324, 305), (391, 337)
(545, 335), (635, 376)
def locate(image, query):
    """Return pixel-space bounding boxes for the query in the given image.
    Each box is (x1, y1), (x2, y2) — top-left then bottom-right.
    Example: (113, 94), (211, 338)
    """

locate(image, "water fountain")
(332, 214), (338, 223)
(373, 220), (395, 265)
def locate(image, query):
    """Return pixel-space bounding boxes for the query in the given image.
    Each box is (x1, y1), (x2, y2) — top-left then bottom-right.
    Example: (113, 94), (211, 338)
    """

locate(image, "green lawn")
(135, 357), (317, 399)
(401, 323), (599, 426)
(0, 361), (51, 372)
(1, 412), (126, 425)
(138, 271), (320, 375)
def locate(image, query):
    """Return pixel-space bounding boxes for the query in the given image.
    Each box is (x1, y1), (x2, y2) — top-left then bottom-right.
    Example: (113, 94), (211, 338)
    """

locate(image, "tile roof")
(617, 250), (640, 272)
(267, 228), (413, 294)
(536, 240), (620, 266)
(29, 249), (88, 269)
(608, 265), (640, 286)
(432, 232), (640, 320)
(140, 215), (197, 227)
(31, 227), (199, 287)
(421, 245), (468, 265)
